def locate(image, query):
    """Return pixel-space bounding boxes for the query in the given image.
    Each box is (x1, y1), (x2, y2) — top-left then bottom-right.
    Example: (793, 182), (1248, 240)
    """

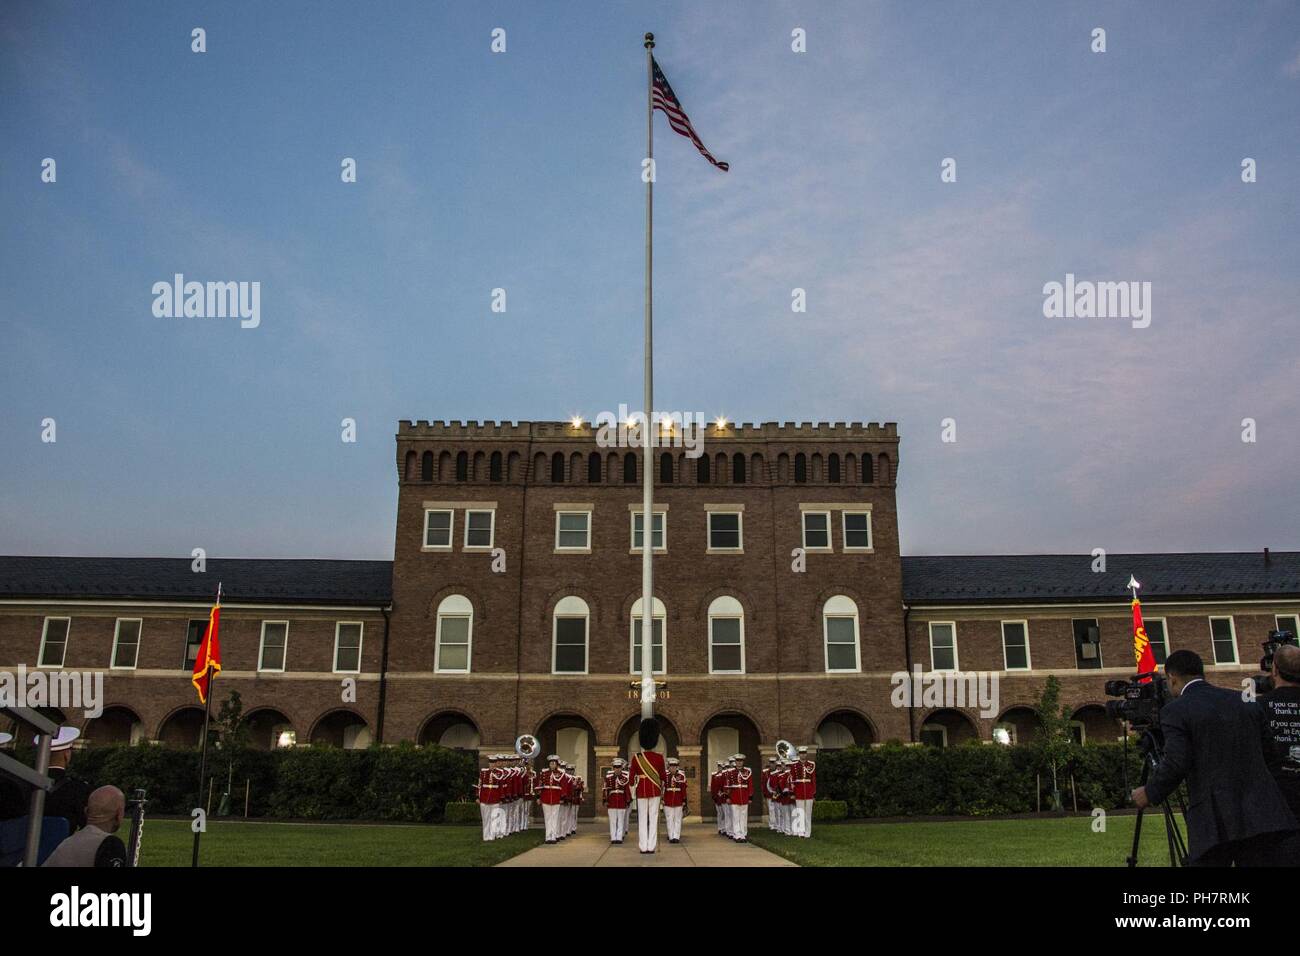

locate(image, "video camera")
(1253, 629), (1298, 695)
(1104, 671), (1172, 729)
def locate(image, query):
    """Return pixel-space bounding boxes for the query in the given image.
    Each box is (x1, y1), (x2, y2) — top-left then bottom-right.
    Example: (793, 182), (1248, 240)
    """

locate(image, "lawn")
(747, 813), (1189, 866)
(138, 820), (543, 867)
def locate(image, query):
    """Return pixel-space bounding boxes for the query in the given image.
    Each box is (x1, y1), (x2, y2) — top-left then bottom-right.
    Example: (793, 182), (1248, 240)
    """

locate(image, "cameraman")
(1132, 649), (1297, 866)
(1262, 643), (1300, 863)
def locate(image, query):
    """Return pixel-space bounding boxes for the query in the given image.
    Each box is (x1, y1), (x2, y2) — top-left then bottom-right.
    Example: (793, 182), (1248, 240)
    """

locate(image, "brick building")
(2, 420), (1298, 817)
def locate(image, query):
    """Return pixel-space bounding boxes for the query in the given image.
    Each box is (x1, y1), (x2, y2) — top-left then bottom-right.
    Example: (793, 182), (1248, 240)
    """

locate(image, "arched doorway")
(419, 711), (482, 751)
(83, 706), (144, 745)
(535, 713), (598, 818)
(1071, 704), (1122, 744)
(699, 712), (761, 818)
(995, 706), (1041, 745)
(616, 713), (679, 762)
(814, 710), (876, 750)
(918, 709), (979, 748)
(310, 710), (372, 749)
(245, 708), (296, 750)
(158, 707), (206, 748)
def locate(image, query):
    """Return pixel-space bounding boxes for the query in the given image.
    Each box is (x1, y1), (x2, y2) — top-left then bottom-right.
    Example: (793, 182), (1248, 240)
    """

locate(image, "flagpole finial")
(1127, 575), (1140, 592)
(644, 32), (655, 49)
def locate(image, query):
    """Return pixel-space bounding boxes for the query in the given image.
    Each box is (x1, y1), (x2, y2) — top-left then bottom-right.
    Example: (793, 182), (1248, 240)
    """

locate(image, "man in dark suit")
(1133, 649), (1298, 866)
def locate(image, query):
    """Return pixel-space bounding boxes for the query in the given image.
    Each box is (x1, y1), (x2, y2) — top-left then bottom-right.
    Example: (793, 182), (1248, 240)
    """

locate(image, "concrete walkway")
(498, 821), (796, 867)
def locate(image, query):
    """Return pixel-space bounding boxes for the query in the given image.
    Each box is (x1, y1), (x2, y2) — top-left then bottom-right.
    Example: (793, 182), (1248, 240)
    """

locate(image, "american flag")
(651, 56), (729, 172)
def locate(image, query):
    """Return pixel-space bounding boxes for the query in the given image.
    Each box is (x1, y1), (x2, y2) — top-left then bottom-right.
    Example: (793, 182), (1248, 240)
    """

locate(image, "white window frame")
(258, 620), (290, 673)
(841, 510), (874, 552)
(1145, 616), (1169, 665)
(333, 621), (364, 674)
(1276, 614), (1300, 637)
(552, 596), (590, 675)
(422, 509), (454, 550)
(822, 595), (861, 673)
(801, 510), (832, 551)
(1000, 619), (1031, 671)
(463, 509), (496, 550)
(629, 597), (667, 676)
(919, 724), (948, 748)
(629, 510), (667, 553)
(706, 509), (744, 553)
(708, 596), (746, 675)
(38, 616), (71, 669)
(1208, 615), (1239, 665)
(555, 510), (592, 552)
(435, 595), (473, 674)
(929, 621), (959, 672)
(111, 618), (143, 670)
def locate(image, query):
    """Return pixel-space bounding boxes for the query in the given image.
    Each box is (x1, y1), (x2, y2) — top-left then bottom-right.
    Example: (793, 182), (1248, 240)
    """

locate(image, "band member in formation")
(537, 755), (570, 844)
(602, 757), (632, 844)
(474, 754), (503, 842)
(662, 757), (688, 843)
(763, 757), (777, 829)
(562, 762), (583, 838)
(629, 719), (667, 854)
(710, 760), (728, 836)
(776, 759), (796, 834)
(791, 746), (817, 838)
(727, 753), (754, 842)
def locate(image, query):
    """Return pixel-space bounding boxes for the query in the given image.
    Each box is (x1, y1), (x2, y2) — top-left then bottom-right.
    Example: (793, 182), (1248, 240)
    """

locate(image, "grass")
(139, 820), (544, 867)
(747, 813), (1189, 866)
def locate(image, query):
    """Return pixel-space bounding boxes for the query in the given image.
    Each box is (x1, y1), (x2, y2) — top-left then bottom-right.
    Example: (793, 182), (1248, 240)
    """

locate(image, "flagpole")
(640, 31), (656, 720)
(191, 582), (220, 867)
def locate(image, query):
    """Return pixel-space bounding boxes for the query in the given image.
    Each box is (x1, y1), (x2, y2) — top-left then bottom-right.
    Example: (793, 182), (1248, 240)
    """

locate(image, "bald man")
(42, 786), (128, 868)
(1263, 642), (1300, 863)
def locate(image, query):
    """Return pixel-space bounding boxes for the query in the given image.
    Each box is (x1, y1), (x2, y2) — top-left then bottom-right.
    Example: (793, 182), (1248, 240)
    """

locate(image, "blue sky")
(2, 1), (1298, 559)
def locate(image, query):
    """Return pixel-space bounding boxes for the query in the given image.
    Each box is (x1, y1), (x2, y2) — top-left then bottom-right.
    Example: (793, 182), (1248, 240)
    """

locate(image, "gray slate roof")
(0, 557), (393, 606)
(901, 552), (1300, 605)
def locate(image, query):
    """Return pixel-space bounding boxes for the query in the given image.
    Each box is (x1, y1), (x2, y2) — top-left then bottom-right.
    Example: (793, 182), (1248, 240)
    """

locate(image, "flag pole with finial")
(640, 31), (657, 724)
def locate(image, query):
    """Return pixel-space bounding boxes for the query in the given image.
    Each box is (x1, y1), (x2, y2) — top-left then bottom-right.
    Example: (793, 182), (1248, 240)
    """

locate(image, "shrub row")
(70, 743), (478, 823)
(816, 741), (1144, 817)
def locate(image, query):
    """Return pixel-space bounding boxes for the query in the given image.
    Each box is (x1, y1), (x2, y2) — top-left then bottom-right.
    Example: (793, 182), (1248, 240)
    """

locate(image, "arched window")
(696, 455), (711, 484)
(732, 453), (746, 484)
(751, 453), (764, 483)
(455, 451), (468, 482)
(828, 453), (841, 483)
(625, 453), (638, 484)
(708, 595), (745, 674)
(630, 597), (666, 675)
(435, 594), (473, 673)
(404, 451), (417, 481)
(861, 453), (874, 484)
(533, 452), (547, 482)
(659, 453), (673, 484)
(419, 451), (433, 482)
(588, 452), (602, 483)
(877, 453), (890, 485)
(438, 451), (452, 481)
(794, 453), (807, 483)
(551, 452), (565, 483)
(489, 451), (503, 482)
(823, 594), (861, 672)
(552, 596), (589, 674)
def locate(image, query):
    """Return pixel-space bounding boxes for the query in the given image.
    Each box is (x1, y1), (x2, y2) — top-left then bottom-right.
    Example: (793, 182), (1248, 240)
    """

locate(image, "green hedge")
(67, 742), (477, 823)
(443, 801), (482, 826)
(812, 799), (847, 822)
(817, 741), (1143, 817)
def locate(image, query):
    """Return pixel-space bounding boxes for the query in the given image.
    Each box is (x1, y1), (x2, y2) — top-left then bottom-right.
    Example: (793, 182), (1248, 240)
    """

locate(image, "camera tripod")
(1126, 726), (1188, 867)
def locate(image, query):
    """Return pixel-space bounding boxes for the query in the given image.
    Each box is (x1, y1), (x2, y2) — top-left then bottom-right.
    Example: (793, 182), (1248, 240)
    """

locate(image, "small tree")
(1033, 675), (1078, 812)
(213, 690), (249, 815)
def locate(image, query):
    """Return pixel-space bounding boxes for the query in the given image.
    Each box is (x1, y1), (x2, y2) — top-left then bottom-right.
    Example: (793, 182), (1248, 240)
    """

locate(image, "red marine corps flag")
(191, 586), (223, 703)
(1129, 576), (1157, 682)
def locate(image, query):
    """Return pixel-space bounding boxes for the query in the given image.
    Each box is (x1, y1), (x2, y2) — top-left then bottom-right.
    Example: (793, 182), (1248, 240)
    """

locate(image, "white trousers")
(765, 799), (774, 828)
(716, 804), (726, 832)
(664, 805), (683, 841)
(608, 807), (629, 841)
(636, 797), (661, 852)
(481, 803), (492, 842)
(731, 804), (748, 840)
(776, 802), (789, 834)
(542, 804), (560, 841)
(719, 803), (732, 835)
(795, 799), (813, 837)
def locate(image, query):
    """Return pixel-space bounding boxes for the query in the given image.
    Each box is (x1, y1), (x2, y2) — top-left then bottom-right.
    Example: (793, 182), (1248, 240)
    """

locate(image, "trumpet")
(515, 733), (540, 760)
(775, 739), (797, 762)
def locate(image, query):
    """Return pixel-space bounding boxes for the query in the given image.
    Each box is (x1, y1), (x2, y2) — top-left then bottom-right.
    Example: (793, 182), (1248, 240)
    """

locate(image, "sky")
(1, 1), (1298, 560)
